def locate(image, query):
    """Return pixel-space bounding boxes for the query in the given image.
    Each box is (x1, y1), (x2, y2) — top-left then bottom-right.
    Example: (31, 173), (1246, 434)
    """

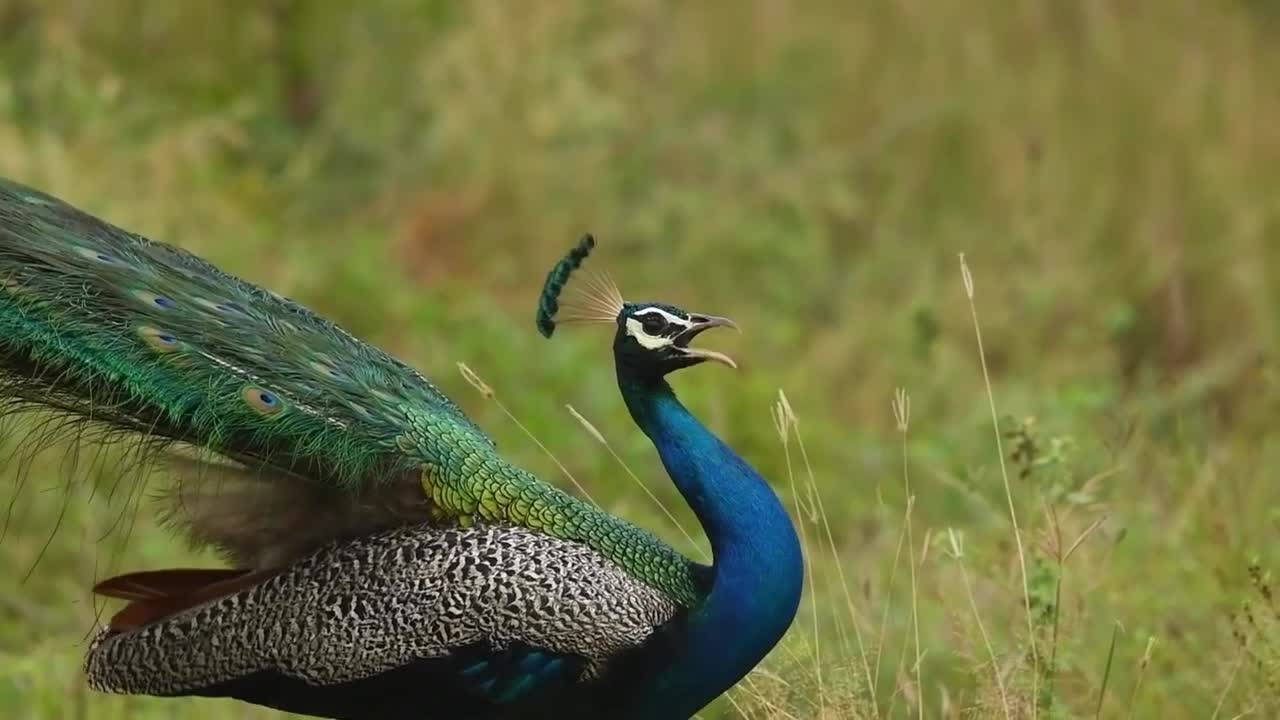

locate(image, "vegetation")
(2, 1), (1279, 717)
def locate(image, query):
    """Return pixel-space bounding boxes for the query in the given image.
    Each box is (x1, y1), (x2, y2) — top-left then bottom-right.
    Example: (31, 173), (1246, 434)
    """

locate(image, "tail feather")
(0, 178), (475, 562)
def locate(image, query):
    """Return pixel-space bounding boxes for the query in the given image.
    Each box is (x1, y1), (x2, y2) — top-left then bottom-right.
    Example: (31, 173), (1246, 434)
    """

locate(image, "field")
(2, 1), (1279, 718)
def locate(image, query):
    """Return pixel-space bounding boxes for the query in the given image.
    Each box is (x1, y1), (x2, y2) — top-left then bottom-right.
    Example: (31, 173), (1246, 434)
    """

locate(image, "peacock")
(0, 178), (803, 720)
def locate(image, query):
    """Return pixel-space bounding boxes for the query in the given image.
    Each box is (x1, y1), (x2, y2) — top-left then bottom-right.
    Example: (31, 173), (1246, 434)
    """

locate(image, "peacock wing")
(85, 524), (687, 720)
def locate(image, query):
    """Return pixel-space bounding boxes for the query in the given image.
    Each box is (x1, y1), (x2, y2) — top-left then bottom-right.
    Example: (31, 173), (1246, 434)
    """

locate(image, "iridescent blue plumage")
(607, 305), (804, 718)
(622, 390), (803, 715)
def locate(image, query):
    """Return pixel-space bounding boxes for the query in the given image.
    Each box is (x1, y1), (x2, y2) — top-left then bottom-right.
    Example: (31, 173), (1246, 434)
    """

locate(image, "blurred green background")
(2, 1), (1279, 718)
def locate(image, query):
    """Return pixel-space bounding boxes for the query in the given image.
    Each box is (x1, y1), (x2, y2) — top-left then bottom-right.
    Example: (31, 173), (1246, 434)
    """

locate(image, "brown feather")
(95, 567), (274, 631)
(94, 568), (253, 600)
(154, 448), (431, 569)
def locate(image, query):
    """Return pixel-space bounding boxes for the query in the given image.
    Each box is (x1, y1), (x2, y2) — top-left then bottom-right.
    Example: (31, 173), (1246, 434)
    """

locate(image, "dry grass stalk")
(946, 527), (1012, 720)
(893, 388), (924, 720)
(778, 389), (879, 718)
(458, 362), (598, 505)
(773, 394), (826, 718)
(958, 254), (1039, 719)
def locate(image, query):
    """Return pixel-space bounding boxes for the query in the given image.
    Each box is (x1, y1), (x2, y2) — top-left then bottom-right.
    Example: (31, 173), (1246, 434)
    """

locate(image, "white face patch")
(624, 307), (694, 350)
(625, 317), (674, 349)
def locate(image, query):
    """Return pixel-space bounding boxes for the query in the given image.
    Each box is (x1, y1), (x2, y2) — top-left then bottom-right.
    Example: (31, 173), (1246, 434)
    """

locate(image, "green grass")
(3, 1), (1280, 717)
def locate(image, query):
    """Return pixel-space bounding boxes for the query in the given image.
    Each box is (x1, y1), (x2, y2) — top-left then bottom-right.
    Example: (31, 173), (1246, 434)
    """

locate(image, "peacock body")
(0, 178), (803, 719)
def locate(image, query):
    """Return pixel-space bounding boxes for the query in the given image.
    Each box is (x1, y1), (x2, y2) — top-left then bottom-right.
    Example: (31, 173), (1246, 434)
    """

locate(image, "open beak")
(674, 314), (740, 369)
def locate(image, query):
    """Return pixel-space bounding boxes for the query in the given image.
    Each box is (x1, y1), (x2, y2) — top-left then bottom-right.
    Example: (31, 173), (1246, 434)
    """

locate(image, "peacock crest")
(535, 234), (625, 338)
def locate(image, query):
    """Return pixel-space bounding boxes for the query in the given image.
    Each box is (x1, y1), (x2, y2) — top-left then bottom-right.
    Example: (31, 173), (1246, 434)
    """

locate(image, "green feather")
(0, 179), (699, 605)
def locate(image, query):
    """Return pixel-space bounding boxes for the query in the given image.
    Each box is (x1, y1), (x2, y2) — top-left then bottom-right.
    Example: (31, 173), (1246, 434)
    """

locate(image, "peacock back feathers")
(0, 178), (701, 603)
(0, 177), (485, 489)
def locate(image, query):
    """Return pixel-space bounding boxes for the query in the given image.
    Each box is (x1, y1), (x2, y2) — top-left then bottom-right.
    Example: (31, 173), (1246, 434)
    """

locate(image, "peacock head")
(611, 302), (738, 375)
(536, 235), (739, 377)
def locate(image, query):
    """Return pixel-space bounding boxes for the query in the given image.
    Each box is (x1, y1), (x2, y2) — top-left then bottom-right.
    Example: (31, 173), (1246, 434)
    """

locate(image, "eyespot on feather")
(132, 289), (177, 309)
(137, 326), (181, 353)
(75, 247), (122, 265)
(242, 386), (285, 415)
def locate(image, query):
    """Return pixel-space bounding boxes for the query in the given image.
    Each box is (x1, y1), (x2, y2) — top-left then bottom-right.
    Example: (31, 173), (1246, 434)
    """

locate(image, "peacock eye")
(641, 315), (666, 334)
(137, 325), (181, 353)
(242, 385), (285, 415)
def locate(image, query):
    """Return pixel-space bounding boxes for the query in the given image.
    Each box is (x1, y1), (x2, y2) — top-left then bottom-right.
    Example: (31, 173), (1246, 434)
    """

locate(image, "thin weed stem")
(947, 528), (1012, 720)
(780, 389), (879, 718)
(885, 596), (916, 719)
(958, 254), (1039, 719)
(565, 404), (707, 561)
(875, 505), (910, 703)
(773, 397), (826, 718)
(1126, 637), (1156, 719)
(893, 389), (924, 720)
(1096, 621), (1122, 719)
(458, 363), (599, 505)
(1211, 648), (1247, 720)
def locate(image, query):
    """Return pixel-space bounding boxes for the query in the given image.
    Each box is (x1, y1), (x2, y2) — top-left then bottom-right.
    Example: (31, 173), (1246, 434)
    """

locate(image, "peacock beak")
(674, 314), (740, 369)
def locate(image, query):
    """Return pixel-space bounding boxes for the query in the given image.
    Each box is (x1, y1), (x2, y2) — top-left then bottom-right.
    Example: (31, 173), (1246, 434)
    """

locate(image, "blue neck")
(618, 371), (803, 718)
